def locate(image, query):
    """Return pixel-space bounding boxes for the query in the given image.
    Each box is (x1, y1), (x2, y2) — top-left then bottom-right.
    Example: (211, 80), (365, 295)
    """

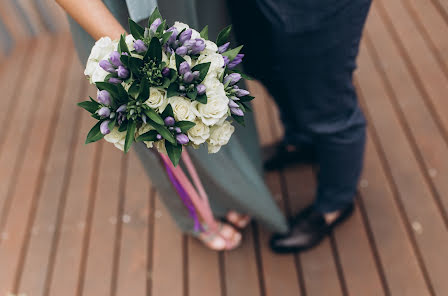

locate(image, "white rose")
(125, 34), (135, 51)
(197, 53), (224, 77)
(207, 121), (235, 153)
(173, 21), (190, 32)
(187, 119), (210, 145)
(144, 88), (167, 109)
(154, 139), (167, 155)
(87, 37), (116, 61)
(168, 96), (196, 121)
(202, 40), (218, 55)
(192, 85), (229, 126)
(104, 127), (127, 151)
(137, 124), (154, 148)
(90, 65), (109, 83)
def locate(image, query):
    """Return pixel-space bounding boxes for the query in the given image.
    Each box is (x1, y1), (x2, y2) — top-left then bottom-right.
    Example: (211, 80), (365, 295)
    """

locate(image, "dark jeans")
(229, 0), (372, 213)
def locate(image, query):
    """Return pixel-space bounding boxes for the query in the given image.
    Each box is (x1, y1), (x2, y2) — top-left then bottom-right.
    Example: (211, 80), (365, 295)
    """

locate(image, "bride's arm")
(56, 0), (125, 40)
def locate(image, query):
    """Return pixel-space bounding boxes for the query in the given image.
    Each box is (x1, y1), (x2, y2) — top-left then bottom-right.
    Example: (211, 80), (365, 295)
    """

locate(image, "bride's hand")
(56, 0), (126, 40)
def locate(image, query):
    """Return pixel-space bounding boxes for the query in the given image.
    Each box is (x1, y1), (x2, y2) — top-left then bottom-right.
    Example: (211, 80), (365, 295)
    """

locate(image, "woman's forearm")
(56, 0), (125, 40)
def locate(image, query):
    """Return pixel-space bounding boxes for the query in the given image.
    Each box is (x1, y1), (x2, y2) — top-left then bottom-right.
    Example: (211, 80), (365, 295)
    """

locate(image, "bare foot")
(226, 211), (251, 229)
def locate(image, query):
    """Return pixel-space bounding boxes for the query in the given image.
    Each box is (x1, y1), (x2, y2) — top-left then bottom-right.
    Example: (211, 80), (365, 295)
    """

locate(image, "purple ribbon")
(163, 162), (202, 232)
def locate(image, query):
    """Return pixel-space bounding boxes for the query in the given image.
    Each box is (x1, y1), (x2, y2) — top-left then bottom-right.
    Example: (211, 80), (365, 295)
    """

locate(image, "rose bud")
(150, 18), (162, 32)
(176, 133), (189, 145)
(164, 116), (175, 126)
(108, 77), (122, 84)
(116, 66), (129, 79)
(175, 46), (188, 55)
(98, 106), (111, 117)
(196, 84), (206, 95)
(224, 73), (241, 85)
(230, 107), (244, 116)
(162, 67), (171, 77)
(100, 120), (111, 135)
(133, 40), (147, 53)
(109, 51), (123, 67)
(183, 72), (194, 83)
(228, 100), (239, 108)
(99, 59), (115, 73)
(156, 134), (162, 140)
(218, 42), (230, 53)
(235, 89), (250, 97)
(179, 61), (190, 75)
(179, 29), (192, 44)
(97, 90), (111, 105)
(117, 104), (127, 113)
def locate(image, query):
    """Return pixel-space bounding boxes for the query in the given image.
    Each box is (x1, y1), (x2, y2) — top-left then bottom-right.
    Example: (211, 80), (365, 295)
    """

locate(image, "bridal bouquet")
(78, 8), (253, 166)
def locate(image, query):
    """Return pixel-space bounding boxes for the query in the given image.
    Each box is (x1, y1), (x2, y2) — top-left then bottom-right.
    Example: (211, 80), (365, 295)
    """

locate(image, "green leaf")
(174, 54), (186, 72)
(118, 121), (128, 132)
(143, 107), (164, 125)
(124, 120), (136, 153)
(232, 114), (245, 126)
(78, 100), (99, 114)
(191, 62), (211, 82)
(239, 95), (255, 102)
(136, 129), (159, 142)
(187, 89), (198, 101)
(167, 83), (180, 98)
(157, 19), (166, 35)
(175, 121), (196, 133)
(128, 80), (140, 98)
(150, 120), (176, 144)
(120, 54), (130, 67)
(137, 78), (150, 102)
(144, 37), (162, 62)
(129, 57), (143, 77)
(161, 77), (171, 89)
(91, 113), (101, 120)
(240, 102), (252, 112)
(196, 93), (207, 104)
(116, 83), (129, 105)
(95, 82), (118, 99)
(85, 121), (105, 144)
(108, 119), (116, 130)
(165, 141), (183, 167)
(200, 25), (209, 39)
(148, 7), (162, 27)
(161, 31), (173, 44)
(129, 18), (144, 40)
(118, 34), (130, 54)
(216, 25), (232, 47)
(222, 45), (243, 62)
(162, 103), (175, 118)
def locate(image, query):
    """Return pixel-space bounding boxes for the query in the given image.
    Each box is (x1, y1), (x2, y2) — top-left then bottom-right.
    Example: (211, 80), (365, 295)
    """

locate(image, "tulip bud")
(176, 133), (189, 145)
(196, 84), (206, 95)
(175, 127), (182, 134)
(230, 107), (244, 116)
(133, 40), (147, 53)
(97, 90), (111, 105)
(162, 67), (171, 77)
(100, 120), (111, 135)
(116, 66), (129, 79)
(218, 42), (230, 54)
(179, 61), (190, 75)
(164, 116), (175, 126)
(167, 27), (178, 44)
(183, 72), (194, 83)
(108, 77), (122, 84)
(228, 100), (239, 108)
(142, 114), (147, 124)
(156, 134), (162, 140)
(176, 46), (188, 55)
(179, 29), (192, 44)
(109, 51), (123, 67)
(150, 18), (162, 32)
(117, 104), (127, 113)
(98, 106), (111, 117)
(99, 60), (115, 73)
(223, 55), (230, 66)
(179, 85), (186, 92)
(192, 71), (200, 80)
(235, 89), (250, 97)
(224, 73), (242, 85)
(190, 39), (205, 55)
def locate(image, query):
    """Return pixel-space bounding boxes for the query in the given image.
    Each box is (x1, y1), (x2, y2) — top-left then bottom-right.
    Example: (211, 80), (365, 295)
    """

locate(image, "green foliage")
(175, 121), (196, 133)
(200, 25), (209, 40)
(129, 18), (144, 40)
(85, 121), (105, 144)
(124, 120), (136, 153)
(78, 99), (99, 114)
(191, 62), (210, 82)
(222, 45), (243, 61)
(136, 129), (159, 142)
(165, 141), (183, 167)
(216, 25), (232, 47)
(148, 7), (162, 27)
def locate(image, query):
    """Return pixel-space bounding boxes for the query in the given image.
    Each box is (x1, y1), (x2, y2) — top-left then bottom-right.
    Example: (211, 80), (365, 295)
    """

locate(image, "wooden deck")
(1, 0), (448, 295)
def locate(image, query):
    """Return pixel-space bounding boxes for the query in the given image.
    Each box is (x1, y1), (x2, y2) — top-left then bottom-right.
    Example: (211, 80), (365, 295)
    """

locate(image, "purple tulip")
(162, 67), (171, 77)
(133, 40), (147, 53)
(167, 27), (178, 44)
(97, 90), (111, 105)
(235, 89), (250, 97)
(179, 61), (190, 75)
(108, 77), (122, 84)
(109, 51), (123, 67)
(99, 59), (115, 73)
(164, 116), (175, 126)
(150, 18), (162, 32)
(228, 53), (244, 69)
(228, 100), (239, 108)
(98, 106), (111, 117)
(222, 55), (230, 66)
(218, 42), (230, 54)
(117, 104), (127, 113)
(190, 39), (205, 54)
(196, 84), (206, 95)
(230, 107), (244, 116)
(179, 29), (192, 44)
(224, 73), (241, 85)
(176, 46), (188, 55)
(175, 127), (182, 134)
(176, 133), (189, 145)
(116, 66), (129, 79)
(100, 120), (111, 135)
(156, 134), (162, 140)
(183, 72), (194, 83)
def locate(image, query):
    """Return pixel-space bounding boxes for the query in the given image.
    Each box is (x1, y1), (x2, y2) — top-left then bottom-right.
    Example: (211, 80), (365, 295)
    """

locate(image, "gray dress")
(68, 0), (288, 234)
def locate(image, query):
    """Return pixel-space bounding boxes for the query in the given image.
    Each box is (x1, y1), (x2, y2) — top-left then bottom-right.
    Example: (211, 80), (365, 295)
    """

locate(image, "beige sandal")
(226, 211), (251, 229)
(197, 222), (242, 251)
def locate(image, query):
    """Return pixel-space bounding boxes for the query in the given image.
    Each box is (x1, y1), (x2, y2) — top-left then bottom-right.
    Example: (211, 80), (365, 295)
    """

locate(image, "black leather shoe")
(263, 143), (316, 171)
(270, 204), (354, 254)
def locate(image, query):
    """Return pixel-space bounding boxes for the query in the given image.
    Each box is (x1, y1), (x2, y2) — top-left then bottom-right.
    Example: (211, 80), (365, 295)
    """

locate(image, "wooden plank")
(356, 29), (448, 294)
(151, 193), (184, 296)
(46, 86), (101, 296)
(115, 153), (152, 296)
(80, 142), (125, 295)
(15, 50), (82, 296)
(0, 36), (71, 296)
